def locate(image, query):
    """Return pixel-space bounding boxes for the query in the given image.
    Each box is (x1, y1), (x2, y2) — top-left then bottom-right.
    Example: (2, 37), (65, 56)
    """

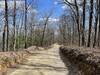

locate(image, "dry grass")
(60, 46), (100, 75)
(0, 51), (29, 75)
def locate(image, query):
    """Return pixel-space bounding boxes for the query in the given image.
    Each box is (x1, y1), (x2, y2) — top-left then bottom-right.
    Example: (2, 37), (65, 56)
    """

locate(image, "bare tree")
(82, 0), (86, 46)
(98, 0), (100, 47)
(87, 0), (94, 47)
(74, 0), (81, 46)
(93, 0), (99, 47)
(41, 11), (53, 46)
(64, 0), (81, 46)
(24, 0), (28, 48)
(13, 0), (16, 51)
(59, 14), (67, 45)
(2, 0), (9, 51)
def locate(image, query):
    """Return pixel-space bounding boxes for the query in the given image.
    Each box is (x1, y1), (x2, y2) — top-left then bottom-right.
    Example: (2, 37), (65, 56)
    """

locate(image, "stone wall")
(60, 46), (100, 75)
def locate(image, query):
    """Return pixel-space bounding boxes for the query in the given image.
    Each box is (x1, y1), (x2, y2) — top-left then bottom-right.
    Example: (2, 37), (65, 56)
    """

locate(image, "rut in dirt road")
(7, 44), (79, 75)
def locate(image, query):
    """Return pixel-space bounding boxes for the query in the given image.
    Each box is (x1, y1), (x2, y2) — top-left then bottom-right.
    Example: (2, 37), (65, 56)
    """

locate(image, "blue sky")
(0, 0), (64, 18)
(0, 0), (66, 24)
(36, 0), (64, 18)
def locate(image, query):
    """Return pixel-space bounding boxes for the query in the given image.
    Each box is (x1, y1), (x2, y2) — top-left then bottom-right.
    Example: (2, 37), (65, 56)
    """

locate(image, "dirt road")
(7, 44), (79, 75)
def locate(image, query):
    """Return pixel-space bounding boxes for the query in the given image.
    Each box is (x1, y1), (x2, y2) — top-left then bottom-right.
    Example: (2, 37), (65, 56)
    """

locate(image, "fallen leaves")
(0, 51), (29, 74)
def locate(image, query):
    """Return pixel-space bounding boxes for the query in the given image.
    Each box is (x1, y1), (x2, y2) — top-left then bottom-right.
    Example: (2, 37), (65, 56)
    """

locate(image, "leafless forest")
(0, 0), (100, 75)
(0, 0), (100, 51)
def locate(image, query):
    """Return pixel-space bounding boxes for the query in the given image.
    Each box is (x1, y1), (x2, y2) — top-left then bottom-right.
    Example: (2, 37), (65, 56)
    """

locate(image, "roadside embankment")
(0, 50), (29, 75)
(60, 46), (100, 75)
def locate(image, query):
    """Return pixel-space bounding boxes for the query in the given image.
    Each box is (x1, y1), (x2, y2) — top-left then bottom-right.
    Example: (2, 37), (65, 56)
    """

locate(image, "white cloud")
(54, 1), (58, 5)
(39, 17), (59, 22)
(62, 5), (67, 9)
(49, 18), (59, 22)
(62, 4), (71, 10)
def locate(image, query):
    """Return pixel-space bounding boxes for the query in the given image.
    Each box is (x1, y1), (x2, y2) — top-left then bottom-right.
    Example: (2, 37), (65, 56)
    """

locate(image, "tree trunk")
(2, 0), (9, 51)
(13, 0), (16, 51)
(87, 0), (94, 47)
(75, 0), (81, 46)
(93, 0), (99, 47)
(2, 26), (6, 52)
(41, 12), (52, 46)
(6, 0), (9, 51)
(41, 18), (48, 46)
(98, 0), (100, 47)
(82, 0), (86, 46)
(24, 0), (27, 48)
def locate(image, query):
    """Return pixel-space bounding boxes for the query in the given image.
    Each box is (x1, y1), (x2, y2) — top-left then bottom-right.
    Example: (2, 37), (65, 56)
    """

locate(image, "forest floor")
(7, 44), (80, 75)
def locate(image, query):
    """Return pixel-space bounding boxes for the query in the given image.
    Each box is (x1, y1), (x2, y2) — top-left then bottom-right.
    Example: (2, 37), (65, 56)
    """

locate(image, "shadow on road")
(11, 62), (67, 72)
(59, 50), (81, 75)
(7, 46), (81, 75)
